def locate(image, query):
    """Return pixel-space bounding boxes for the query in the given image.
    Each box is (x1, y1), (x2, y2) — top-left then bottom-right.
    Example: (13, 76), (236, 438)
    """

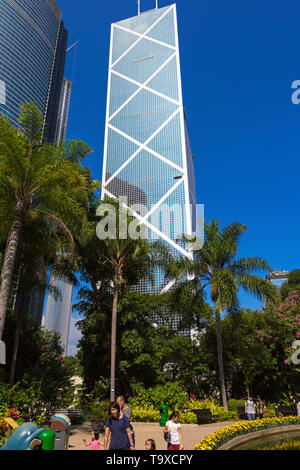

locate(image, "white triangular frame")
(102, 4), (194, 292)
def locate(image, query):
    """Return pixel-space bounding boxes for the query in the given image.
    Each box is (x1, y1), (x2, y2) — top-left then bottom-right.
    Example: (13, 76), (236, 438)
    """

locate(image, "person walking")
(163, 411), (184, 451)
(117, 395), (135, 447)
(245, 396), (256, 421)
(104, 401), (135, 450)
(256, 396), (265, 419)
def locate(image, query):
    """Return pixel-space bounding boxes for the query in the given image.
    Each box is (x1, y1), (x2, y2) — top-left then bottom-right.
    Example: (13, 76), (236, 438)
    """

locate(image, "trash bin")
(50, 414), (70, 450)
(159, 405), (168, 427)
(38, 430), (55, 450)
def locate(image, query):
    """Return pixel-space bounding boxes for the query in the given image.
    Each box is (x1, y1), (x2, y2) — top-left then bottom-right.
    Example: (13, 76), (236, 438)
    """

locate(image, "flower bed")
(194, 416), (300, 450)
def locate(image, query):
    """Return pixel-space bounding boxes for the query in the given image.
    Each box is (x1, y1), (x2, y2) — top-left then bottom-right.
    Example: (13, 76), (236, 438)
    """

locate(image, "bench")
(275, 405), (297, 417)
(191, 408), (213, 424)
(49, 409), (83, 424)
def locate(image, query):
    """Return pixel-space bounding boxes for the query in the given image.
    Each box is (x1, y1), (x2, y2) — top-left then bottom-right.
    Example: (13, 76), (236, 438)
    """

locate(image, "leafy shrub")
(82, 400), (109, 422)
(227, 399), (246, 412)
(131, 406), (160, 422)
(212, 410), (237, 422)
(129, 382), (188, 410)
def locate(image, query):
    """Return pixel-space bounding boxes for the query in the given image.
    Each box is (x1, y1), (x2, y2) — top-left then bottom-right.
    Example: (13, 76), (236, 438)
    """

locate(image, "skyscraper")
(266, 270), (289, 291)
(54, 77), (72, 144)
(0, 0), (68, 135)
(0, 0), (69, 326)
(43, 276), (73, 355)
(102, 3), (197, 294)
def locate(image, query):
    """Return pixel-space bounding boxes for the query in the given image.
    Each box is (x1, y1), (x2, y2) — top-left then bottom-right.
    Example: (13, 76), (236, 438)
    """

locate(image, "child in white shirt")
(163, 411), (184, 450)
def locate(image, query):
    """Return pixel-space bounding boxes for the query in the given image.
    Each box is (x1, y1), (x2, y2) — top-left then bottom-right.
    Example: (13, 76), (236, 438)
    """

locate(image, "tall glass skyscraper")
(44, 77), (74, 355)
(102, 3), (197, 294)
(0, 0), (70, 327)
(0, 0), (68, 136)
(43, 276), (73, 355)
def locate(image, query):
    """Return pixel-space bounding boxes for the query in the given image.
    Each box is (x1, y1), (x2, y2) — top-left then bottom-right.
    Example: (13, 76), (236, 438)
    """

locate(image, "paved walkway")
(68, 421), (239, 450)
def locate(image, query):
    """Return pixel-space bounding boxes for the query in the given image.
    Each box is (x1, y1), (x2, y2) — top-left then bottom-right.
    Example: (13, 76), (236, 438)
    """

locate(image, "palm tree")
(95, 197), (163, 401)
(0, 102), (93, 340)
(8, 213), (78, 386)
(167, 220), (279, 409)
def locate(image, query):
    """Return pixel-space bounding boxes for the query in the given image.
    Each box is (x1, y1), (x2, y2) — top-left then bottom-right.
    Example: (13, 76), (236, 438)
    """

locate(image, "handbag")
(164, 431), (171, 443)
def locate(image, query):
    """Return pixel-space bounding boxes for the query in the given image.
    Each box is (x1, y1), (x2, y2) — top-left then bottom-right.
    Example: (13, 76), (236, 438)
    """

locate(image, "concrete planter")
(218, 424), (300, 450)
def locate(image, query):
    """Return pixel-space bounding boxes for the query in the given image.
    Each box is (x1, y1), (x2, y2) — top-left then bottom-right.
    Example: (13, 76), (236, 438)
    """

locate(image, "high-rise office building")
(102, 3), (197, 295)
(0, 0), (68, 134)
(43, 276), (73, 355)
(0, 0), (69, 326)
(54, 77), (72, 144)
(43, 77), (74, 354)
(266, 270), (289, 291)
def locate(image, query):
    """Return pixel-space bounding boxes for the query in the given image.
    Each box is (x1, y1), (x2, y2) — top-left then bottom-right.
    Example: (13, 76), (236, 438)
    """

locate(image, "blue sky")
(54, 0), (300, 354)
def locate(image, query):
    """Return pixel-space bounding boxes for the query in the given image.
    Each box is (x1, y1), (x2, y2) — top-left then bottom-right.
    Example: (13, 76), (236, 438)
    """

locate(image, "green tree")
(257, 290), (300, 398)
(280, 269), (300, 300)
(95, 197), (163, 401)
(167, 220), (279, 409)
(8, 212), (77, 386)
(0, 102), (94, 340)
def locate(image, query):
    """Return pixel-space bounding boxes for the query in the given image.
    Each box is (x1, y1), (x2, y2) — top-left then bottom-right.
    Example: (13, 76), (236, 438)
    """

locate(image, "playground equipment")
(0, 422), (56, 450)
(0, 417), (56, 451)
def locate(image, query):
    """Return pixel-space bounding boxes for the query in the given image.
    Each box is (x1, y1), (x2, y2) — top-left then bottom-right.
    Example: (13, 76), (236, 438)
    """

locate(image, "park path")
(68, 421), (239, 450)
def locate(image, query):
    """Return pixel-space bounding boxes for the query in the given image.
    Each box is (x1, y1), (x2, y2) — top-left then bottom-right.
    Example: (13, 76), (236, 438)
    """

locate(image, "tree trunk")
(110, 275), (120, 402)
(9, 280), (27, 386)
(0, 203), (23, 340)
(215, 307), (228, 410)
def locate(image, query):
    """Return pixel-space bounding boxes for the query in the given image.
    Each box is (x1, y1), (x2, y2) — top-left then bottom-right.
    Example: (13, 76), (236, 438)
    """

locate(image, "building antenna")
(138, 0), (140, 15)
(156, 0), (158, 9)
(67, 40), (79, 84)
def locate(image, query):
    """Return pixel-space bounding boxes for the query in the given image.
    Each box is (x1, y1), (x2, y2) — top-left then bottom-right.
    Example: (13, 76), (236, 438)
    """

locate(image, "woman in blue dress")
(104, 401), (135, 450)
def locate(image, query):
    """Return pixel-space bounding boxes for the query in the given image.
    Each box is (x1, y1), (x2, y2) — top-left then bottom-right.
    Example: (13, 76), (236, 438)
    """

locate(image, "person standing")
(82, 430), (104, 450)
(256, 396), (265, 419)
(104, 401), (135, 450)
(245, 397), (256, 421)
(116, 396), (132, 421)
(117, 395), (135, 447)
(163, 411), (184, 451)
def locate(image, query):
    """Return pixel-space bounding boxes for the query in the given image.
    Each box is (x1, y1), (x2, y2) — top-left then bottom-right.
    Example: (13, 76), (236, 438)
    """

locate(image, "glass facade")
(54, 77), (72, 144)
(102, 4), (197, 300)
(0, 1), (70, 338)
(43, 276), (73, 354)
(44, 78), (73, 354)
(0, 0), (66, 135)
(266, 271), (289, 291)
